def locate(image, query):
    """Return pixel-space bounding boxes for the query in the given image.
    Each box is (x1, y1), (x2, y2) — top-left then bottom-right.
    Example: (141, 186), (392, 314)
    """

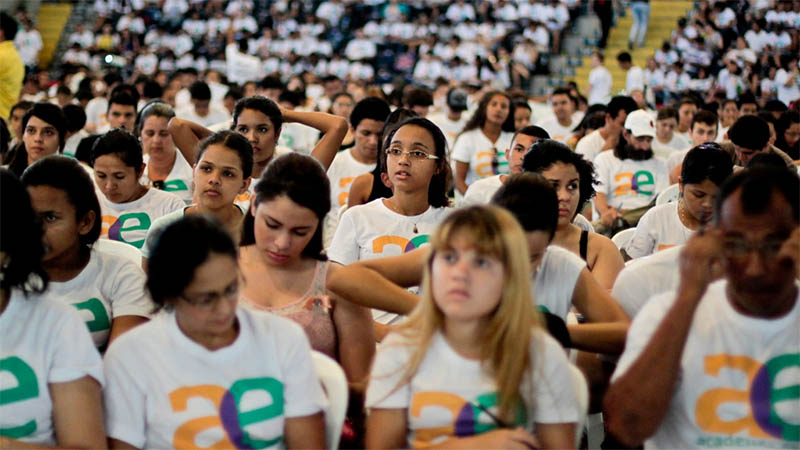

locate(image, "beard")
(615, 142), (654, 161)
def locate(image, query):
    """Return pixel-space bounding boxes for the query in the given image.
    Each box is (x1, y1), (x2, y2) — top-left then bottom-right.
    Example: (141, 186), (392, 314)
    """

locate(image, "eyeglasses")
(385, 148), (439, 161)
(180, 282), (239, 308)
(722, 238), (785, 261)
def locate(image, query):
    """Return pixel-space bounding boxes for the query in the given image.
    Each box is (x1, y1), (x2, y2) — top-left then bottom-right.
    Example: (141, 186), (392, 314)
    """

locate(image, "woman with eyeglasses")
(0, 168), (107, 448)
(625, 144), (733, 259)
(103, 215), (327, 449)
(365, 205), (578, 449)
(137, 101), (194, 204)
(328, 117), (452, 337)
(452, 91), (516, 196)
(141, 130), (253, 270)
(92, 129), (185, 250)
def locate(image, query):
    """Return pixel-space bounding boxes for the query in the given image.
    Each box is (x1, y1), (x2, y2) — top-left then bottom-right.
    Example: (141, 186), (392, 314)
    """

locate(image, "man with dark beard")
(593, 109), (669, 235)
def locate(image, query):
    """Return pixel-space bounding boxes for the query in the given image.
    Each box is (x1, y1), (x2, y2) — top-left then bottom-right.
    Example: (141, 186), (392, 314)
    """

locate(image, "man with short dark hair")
(106, 91), (138, 132)
(403, 87), (433, 117)
(176, 81), (230, 127)
(606, 167), (800, 449)
(617, 51), (644, 96)
(727, 115), (772, 167)
(537, 87), (579, 144)
(667, 110), (719, 183)
(576, 95), (639, 162)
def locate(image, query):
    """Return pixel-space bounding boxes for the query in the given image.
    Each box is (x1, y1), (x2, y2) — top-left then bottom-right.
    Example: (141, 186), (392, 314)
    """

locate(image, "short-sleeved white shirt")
(536, 116), (577, 144)
(611, 245), (681, 318)
(323, 149), (376, 246)
(625, 202), (692, 259)
(588, 66), (612, 106)
(612, 280), (800, 449)
(45, 248), (153, 348)
(652, 133), (690, 160)
(140, 150), (195, 205)
(575, 129), (607, 163)
(103, 307), (327, 449)
(0, 291), (103, 445)
(366, 330), (579, 448)
(533, 246), (586, 321)
(452, 128), (513, 187)
(594, 152), (668, 210)
(100, 188), (185, 249)
(461, 174), (504, 206)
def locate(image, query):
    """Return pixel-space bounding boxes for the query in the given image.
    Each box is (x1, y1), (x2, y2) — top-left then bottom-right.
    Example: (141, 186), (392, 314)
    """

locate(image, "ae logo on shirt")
(169, 377), (285, 449)
(0, 357), (39, 439)
(694, 353), (799, 444)
(373, 234), (430, 254)
(102, 212), (152, 248)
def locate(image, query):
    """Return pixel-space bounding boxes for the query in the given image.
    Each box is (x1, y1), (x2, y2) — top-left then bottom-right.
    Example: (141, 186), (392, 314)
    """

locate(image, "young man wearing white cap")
(593, 109), (669, 235)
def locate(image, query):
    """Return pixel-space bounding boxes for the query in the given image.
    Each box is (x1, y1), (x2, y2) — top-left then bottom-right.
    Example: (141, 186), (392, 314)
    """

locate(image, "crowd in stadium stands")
(0, 0), (799, 449)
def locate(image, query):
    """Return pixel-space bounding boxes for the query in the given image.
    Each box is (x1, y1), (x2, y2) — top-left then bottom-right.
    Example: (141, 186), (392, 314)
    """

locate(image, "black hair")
(0, 12), (18, 40)
(7, 103), (68, 177)
(680, 144), (733, 186)
(0, 118), (8, 158)
(745, 152), (789, 170)
(607, 96), (638, 120)
(91, 128), (143, 169)
(240, 153), (330, 260)
(136, 101), (175, 135)
(715, 167), (799, 225)
(380, 117), (451, 208)
(775, 111), (799, 159)
(278, 89), (305, 108)
(260, 75), (285, 91)
(551, 87), (576, 106)
(656, 106), (679, 121)
(491, 172), (558, 240)
(195, 130), (254, 179)
(142, 80), (163, 99)
(147, 215), (237, 310)
(616, 52), (632, 64)
(510, 125), (550, 145)
(764, 99), (788, 113)
(225, 86), (244, 102)
(233, 95), (283, 131)
(728, 115), (770, 151)
(366, 108), (419, 203)
(350, 96), (391, 129)
(189, 81), (211, 101)
(62, 104), (87, 133)
(678, 96), (698, 109)
(691, 110), (718, 130)
(0, 168), (48, 295)
(404, 87), (434, 108)
(461, 90), (516, 134)
(513, 99), (532, 112)
(21, 155), (102, 249)
(522, 139), (598, 215)
(573, 111), (606, 134)
(8, 100), (34, 120)
(107, 91), (138, 114)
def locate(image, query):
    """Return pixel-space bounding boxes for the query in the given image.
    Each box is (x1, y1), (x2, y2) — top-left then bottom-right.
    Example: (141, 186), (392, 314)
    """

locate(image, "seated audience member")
(667, 110), (719, 183)
(137, 101), (194, 204)
(452, 90), (515, 195)
(612, 245), (682, 318)
(537, 87), (580, 144)
(0, 168), (106, 448)
(328, 118), (451, 332)
(593, 110), (669, 235)
(651, 106), (689, 159)
(22, 156), (152, 350)
(104, 89), (139, 133)
(328, 173), (630, 354)
(625, 144), (733, 259)
(142, 130), (253, 267)
(606, 167), (799, 448)
(175, 81), (230, 128)
(716, 98), (739, 143)
(92, 129), (185, 249)
(522, 139), (625, 290)
(365, 205), (578, 449)
(62, 104), (88, 158)
(775, 110), (799, 160)
(728, 114), (794, 168)
(103, 216), (326, 448)
(575, 95), (638, 163)
(6, 102), (66, 177)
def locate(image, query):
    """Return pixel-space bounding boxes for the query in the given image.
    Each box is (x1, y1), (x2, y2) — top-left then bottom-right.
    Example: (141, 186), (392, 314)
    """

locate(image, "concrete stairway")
(35, 3), (72, 68)
(573, 0), (694, 95)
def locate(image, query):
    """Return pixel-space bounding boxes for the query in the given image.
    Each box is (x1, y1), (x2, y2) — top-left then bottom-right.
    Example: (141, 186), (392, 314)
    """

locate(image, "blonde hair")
(393, 205), (542, 423)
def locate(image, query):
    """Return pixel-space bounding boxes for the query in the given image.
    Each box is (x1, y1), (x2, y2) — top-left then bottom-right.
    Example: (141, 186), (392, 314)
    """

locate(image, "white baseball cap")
(624, 109), (656, 138)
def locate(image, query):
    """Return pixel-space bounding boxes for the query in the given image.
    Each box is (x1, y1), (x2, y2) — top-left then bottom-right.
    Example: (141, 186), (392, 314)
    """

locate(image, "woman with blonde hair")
(365, 205), (578, 449)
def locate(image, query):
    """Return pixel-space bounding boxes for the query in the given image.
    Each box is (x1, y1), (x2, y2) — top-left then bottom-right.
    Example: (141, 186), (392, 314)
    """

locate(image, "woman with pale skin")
(521, 139), (624, 290)
(328, 92), (356, 150)
(6, 103), (67, 177)
(0, 168), (107, 449)
(141, 130), (253, 269)
(365, 206), (577, 449)
(452, 90), (516, 195)
(238, 153), (374, 384)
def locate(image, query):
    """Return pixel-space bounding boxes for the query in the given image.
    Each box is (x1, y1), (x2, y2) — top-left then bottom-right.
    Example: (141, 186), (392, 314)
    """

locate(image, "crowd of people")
(1, 0), (800, 449)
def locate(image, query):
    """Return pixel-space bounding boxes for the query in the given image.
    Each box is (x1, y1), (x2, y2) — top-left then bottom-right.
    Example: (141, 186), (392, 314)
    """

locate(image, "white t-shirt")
(775, 68), (800, 106)
(534, 245), (586, 321)
(536, 116), (577, 144)
(103, 307), (327, 449)
(652, 133), (690, 160)
(0, 290), (103, 445)
(626, 66), (645, 94)
(461, 174), (504, 206)
(141, 150), (195, 205)
(624, 202), (692, 259)
(278, 122), (318, 155)
(175, 104), (232, 128)
(328, 199), (450, 324)
(594, 152), (668, 210)
(575, 129), (607, 163)
(225, 43), (263, 85)
(323, 149), (376, 247)
(666, 147), (690, 172)
(428, 112), (468, 153)
(44, 248), (152, 348)
(611, 245), (681, 318)
(366, 330), (578, 448)
(452, 128), (513, 187)
(588, 66), (612, 105)
(612, 280), (800, 449)
(100, 188), (185, 249)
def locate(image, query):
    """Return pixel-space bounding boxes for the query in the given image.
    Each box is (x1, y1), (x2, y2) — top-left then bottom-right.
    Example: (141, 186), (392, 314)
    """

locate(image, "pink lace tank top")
(240, 261), (337, 359)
